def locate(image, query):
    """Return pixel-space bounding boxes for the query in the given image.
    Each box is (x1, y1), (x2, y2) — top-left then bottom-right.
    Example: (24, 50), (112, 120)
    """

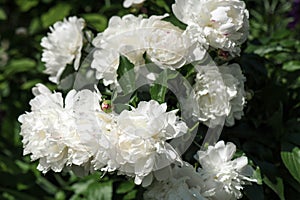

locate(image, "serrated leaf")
(263, 176), (285, 200)
(282, 61), (300, 72)
(281, 147), (300, 184)
(41, 3), (71, 28)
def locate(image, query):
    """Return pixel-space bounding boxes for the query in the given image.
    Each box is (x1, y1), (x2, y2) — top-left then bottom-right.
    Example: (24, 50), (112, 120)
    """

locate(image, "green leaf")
(29, 17), (43, 35)
(41, 3), (72, 28)
(116, 181), (135, 194)
(282, 61), (300, 72)
(71, 179), (95, 195)
(16, 0), (39, 12)
(0, 187), (37, 200)
(281, 147), (300, 184)
(123, 190), (137, 200)
(150, 70), (168, 103)
(0, 8), (7, 20)
(156, 0), (170, 12)
(5, 59), (36, 76)
(117, 55), (136, 94)
(21, 79), (41, 90)
(263, 176), (285, 200)
(82, 14), (107, 32)
(90, 181), (112, 200)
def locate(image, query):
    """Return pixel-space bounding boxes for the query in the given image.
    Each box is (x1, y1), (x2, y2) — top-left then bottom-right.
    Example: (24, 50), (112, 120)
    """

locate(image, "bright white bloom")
(89, 111), (120, 172)
(193, 63), (246, 127)
(91, 14), (147, 87)
(172, 0), (249, 55)
(144, 18), (206, 69)
(92, 14), (205, 87)
(123, 0), (146, 8)
(18, 84), (102, 173)
(41, 16), (85, 83)
(105, 100), (188, 185)
(144, 163), (207, 200)
(219, 63), (246, 126)
(194, 65), (231, 127)
(195, 141), (256, 200)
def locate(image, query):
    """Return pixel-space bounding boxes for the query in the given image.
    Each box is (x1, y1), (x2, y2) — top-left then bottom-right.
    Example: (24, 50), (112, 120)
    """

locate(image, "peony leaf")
(281, 147), (300, 184)
(86, 181), (112, 200)
(263, 176), (285, 200)
(16, 0), (39, 12)
(282, 61), (300, 72)
(4, 59), (36, 77)
(82, 13), (107, 32)
(117, 55), (136, 94)
(116, 181), (135, 194)
(41, 3), (71, 28)
(150, 70), (168, 104)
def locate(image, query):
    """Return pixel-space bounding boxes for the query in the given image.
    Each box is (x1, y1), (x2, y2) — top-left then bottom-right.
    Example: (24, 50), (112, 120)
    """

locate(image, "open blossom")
(172, 0), (249, 55)
(91, 14), (147, 87)
(193, 63), (246, 127)
(123, 0), (146, 8)
(91, 14), (205, 87)
(195, 141), (256, 200)
(219, 64), (246, 126)
(18, 84), (103, 173)
(41, 16), (85, 83)
(102, 100), (188, 185)
(144, 163), (207, 200)
(144, 18), (206, 69)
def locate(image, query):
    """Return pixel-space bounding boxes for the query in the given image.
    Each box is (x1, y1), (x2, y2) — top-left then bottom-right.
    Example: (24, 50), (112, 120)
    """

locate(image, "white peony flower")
(144, 18), (206, 69)
(193, 63), (246, 127)
(219, 63), (246, 126)
(102, 100), (188, 185)
(194, 65), (231, 127)
(91, 14), (206, 87)
(41, 16), (85, 83)
(91, 14), (147, 87)
(144, 163), (207, 200)
(123, 0), (146, 8)
(195, 141), (256, 200)
(172, 0), (249, 55)
(18, 84), (103, 173)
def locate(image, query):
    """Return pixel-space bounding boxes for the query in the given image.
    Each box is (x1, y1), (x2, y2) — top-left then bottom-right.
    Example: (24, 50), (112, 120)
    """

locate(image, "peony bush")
(1, 0), (300, 199)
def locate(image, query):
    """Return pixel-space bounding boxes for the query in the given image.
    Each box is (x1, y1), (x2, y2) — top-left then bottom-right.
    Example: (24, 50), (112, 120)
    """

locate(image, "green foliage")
(281, 146), (300, 184)
(0, 0), (299, 199)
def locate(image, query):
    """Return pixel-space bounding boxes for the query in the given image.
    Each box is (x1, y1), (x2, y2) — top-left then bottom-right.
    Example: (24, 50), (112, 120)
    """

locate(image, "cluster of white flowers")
(19, 85), (188, 185)
(18, 84), (101, 173)
(19, 0), (257, 199)
(91, 14), (206, 87)
(144, 141), (256, 200)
